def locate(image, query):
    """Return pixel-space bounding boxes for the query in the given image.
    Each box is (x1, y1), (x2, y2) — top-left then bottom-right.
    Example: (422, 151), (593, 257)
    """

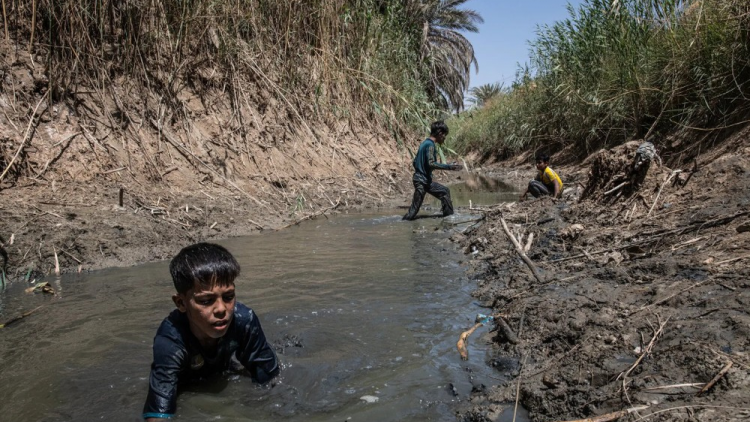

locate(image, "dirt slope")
(454, 131), (750, 421)
(0, 43), (414, 279)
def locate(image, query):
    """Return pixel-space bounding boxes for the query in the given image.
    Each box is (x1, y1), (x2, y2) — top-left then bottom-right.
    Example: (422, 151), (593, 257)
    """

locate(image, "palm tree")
(407, 0), (483, 112)
(468, 82), (503, 107)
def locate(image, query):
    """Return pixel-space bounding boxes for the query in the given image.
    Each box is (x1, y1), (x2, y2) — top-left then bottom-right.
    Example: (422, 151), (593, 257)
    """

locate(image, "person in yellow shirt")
(520, 153), (563, 200)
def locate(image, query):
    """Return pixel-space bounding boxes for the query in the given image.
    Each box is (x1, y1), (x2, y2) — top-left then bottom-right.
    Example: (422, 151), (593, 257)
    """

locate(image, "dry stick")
(556, 406), (650, 422)
(604, 181), (629, 196)
(715, 254), (750, 265)
(618, 317), (669, 400)
(647, 170), (682, 217)
(59, 249), (82, 264)
(500, 216), (544, 283)
(0, 96), (46, 182)
(643, 383), (704, 391)
(696, 361), (733, 396)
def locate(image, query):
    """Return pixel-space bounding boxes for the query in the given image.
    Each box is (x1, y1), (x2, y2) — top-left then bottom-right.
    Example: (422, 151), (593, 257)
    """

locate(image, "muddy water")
(0, 185), (514, 422)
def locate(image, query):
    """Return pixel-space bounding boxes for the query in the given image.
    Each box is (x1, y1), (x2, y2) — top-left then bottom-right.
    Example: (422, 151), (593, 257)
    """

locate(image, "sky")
(462, 0), (584, 90)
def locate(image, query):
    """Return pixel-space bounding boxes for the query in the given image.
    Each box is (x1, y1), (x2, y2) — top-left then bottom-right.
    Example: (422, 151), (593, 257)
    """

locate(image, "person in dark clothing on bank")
(402, 121), (461, 220)
(143, 243), (279, 420)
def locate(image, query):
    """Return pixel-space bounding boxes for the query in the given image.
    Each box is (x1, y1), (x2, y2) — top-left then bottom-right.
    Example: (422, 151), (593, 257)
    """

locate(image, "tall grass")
(3, 0), (439, 141)
(449, 0), (750, 163)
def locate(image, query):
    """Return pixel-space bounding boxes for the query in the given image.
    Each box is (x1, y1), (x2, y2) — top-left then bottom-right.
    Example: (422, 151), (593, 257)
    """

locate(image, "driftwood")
(456, 314), (516, 360)
(500, 216), (544, 283)
(457, 322), (483, 361)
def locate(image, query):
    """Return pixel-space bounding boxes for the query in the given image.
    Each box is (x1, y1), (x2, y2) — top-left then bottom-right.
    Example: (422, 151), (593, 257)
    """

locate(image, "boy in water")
(402, 120), (461, 220)
(520, 153), (563, 200)
(143, 243), (279, 420)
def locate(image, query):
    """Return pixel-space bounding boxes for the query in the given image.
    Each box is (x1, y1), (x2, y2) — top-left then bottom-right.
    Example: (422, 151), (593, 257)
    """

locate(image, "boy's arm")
(143, 334), (186, 420)
(553, 179), (561, 198)
(238, 313), (280, 384)
(426, 144), (455, 171)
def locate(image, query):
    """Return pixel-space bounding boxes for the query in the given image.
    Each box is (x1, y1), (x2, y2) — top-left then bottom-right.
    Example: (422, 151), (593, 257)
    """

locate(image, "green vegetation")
(3, 0), (480, 139)
(449, 0), (750, 162)
(467, 83), (503, 107)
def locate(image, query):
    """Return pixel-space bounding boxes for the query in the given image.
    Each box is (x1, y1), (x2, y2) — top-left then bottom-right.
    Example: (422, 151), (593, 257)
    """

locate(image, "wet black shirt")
(142, 302), (279, 419)
(412, 138), (453, 184)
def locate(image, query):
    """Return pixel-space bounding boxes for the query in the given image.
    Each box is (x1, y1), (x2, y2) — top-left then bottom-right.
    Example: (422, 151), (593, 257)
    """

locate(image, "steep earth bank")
(0, 43), (416, 280)
(454, 131), (750, 422)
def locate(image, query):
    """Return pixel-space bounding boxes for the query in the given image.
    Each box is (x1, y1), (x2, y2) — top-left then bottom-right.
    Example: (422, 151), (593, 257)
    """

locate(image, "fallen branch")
(500, 216), (544, 283)
(557, 405), (649, 422)
(696, 361), (733, 396)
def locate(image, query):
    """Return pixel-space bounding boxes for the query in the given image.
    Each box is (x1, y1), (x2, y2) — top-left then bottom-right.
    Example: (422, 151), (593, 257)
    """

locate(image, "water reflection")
(426, 174), (518, 209)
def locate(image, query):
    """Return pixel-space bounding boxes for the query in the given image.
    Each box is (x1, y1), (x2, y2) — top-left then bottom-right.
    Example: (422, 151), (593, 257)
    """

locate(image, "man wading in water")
(402, 120), (461, 220)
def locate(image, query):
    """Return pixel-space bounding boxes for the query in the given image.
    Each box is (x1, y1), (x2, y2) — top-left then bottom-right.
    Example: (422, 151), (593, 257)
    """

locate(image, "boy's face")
(435, 131), (447, 145)
(173, 281), (236, 346)
(536, 160), (548, 171)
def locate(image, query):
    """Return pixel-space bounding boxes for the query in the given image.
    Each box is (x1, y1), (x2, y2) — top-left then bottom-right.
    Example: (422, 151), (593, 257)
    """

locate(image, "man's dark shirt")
(143, 302), (279, 419)
(412, 138), (452, 184)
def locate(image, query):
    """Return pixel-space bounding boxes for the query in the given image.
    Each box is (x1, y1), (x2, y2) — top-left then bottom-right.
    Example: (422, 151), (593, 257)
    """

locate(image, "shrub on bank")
(449, 0), (750, 163)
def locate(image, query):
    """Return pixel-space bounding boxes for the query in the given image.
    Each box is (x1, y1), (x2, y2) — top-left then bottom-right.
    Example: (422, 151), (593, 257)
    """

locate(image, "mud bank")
(0, 41), (416, 280)
(454, 135), (750, 421)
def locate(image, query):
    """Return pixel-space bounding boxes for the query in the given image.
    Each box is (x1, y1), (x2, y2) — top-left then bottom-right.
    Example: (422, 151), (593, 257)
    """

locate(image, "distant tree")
(407, 0), (483, 112)
(468, 83), (503, 107)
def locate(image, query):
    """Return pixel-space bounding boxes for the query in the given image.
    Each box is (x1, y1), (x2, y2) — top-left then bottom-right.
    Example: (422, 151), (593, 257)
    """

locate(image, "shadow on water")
(0, 178), (526, 422)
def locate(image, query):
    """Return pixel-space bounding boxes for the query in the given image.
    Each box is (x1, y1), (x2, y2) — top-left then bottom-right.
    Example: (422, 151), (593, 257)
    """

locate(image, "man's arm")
(426, 144), (456, 171)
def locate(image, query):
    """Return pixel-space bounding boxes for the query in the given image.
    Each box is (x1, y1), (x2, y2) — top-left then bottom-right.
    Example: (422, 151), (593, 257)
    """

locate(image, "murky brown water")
(0, 180), (517, 422)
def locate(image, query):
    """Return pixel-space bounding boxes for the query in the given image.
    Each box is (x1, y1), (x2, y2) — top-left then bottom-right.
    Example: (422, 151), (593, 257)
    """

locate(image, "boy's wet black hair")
(536, 152), (550, 163)
(430, 120), (449, 137)
(169, 243), (240, 294)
